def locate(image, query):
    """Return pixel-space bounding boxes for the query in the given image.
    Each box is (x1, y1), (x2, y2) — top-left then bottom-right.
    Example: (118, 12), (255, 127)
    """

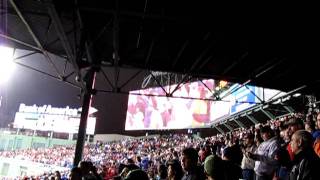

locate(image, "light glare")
(0, 45), (15, 84)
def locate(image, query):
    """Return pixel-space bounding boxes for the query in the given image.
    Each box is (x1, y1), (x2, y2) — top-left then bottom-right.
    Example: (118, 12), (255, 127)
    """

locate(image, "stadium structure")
(0, 0), (319, 178)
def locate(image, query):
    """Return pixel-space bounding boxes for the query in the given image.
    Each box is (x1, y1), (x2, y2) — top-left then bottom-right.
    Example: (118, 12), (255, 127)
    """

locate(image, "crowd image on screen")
(1, 111), (320, 179)
(125, 81), (215, 130)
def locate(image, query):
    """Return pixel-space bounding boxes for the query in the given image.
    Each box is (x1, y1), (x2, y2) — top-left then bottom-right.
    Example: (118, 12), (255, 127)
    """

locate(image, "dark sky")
(0, 49), (146, 135)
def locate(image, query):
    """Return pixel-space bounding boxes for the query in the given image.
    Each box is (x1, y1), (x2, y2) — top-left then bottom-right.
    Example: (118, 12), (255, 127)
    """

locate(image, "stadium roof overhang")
(1, 0), (319, 96)
(210, 90), (305, 134)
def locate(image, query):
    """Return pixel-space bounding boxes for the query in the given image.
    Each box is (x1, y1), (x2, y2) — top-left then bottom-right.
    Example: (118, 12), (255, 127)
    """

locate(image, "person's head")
(79, 161), (92, 175)
(69, 167), (82, 180)
(173, 151), (179, 158)
(125, 169), (149, 180)
(181, 147), (198, 171)
(204, 155), (223, 180)
(317, 113), (320, 129)
(222, 147), (232, 161)
(287, 118), (304, 136)
(54, 171), (61, 180)
(243, 133), (254, 146)
(127, 158), (135, 164)
(167, 159), (183, 180)
(290, 130), (314, 155)
(305, 120), (315, 133)
(158, 164), (167, 179)
(260, 126), (273, 141)
(136, 156), (141, 162)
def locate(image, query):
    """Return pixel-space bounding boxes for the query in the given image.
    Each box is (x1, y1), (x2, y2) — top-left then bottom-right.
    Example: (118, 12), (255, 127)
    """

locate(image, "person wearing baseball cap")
(204, 155), (224, 180)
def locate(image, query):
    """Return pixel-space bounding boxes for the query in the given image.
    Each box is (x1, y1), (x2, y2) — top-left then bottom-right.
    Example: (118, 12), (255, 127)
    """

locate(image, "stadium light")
(0, 45), (15, 84)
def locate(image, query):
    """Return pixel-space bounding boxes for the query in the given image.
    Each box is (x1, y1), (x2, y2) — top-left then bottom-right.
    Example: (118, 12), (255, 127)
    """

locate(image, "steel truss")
(0, 0), (309, 166)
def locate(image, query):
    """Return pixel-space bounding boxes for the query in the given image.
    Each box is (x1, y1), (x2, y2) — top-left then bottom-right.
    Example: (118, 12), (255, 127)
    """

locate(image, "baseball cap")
(204, 155), (223, 177)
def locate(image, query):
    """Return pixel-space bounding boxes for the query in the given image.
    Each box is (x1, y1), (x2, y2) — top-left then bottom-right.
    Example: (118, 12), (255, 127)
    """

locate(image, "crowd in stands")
(1, 112), (320, 179)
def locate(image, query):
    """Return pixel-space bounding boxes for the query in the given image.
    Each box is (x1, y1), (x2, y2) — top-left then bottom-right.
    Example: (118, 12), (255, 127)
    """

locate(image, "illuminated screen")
(125, 80), (214, 130)
(13, 104), (96, 134)
(125, 80), (282, 130)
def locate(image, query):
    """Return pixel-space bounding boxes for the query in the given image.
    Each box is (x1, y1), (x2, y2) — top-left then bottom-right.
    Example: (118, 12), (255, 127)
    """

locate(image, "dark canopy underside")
(1, 0), (319, 95)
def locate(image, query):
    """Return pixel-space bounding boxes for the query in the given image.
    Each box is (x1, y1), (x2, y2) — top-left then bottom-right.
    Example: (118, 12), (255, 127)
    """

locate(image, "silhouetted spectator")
(181, 147), (205, 180)
(289, 130), (320, 179)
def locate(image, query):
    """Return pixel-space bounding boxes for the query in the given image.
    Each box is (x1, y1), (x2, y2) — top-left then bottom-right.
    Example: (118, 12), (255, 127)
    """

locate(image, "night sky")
(0, 49), (146, 135)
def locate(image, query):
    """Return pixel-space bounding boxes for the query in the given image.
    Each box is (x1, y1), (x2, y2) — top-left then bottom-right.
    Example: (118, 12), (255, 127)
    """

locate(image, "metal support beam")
(80, 7), (178, 21)
(261, 109), (276, 120)
(73, 0), (98, 166)
(73, 68), (96, 167)
(223, 123), (233, 131)
(0, 34), (41, 51)
(46, 1), (77, 71)
(113, 0), (120, 91)
(189, 45), (211, 71)
(149, 71), (169, 95)
(9, 0), (61, 78)
(214, 126), (225, 134)
(197, 55), (212, 71)
(222, 51), (248, 75)
(281, 104), (295, 113)
(119, 70), (143, 89)
(245, 85), (263, 103)
(144, 39), (155, 66)
(209, 85), (307, 127)
(13, 51), (38, 61)
(253, 58), (284, 79)
(200, 79), (220, 100)
(136, 0), (149, 48)
(233, 119), (245, 128)
(220, 80), (251, 100)
(268, 91), (282, 101)
(100, 68), (115, 90)
(15, 62), (80, 89)
(172, 40), (188, 68)
(169, 74), (193, 96)
(246, 114), (259, 124)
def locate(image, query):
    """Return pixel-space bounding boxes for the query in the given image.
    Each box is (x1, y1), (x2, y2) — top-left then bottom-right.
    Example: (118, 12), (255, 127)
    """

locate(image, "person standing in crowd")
(313, 112), (320, 157)
(203, 155), (225, 180)
(241, 133), (257, 180)
(69, 167), (82, 180)
(124, 169), (149, 180)
(289, 130), (320, 180)
(167, 159), (184, 180)
(181, 147), (205, 180)
(274, 123), (292, 180)
(79, 161), (99, 180)
(247, 126), (280, 180)
(157, 164), (167, 180)
(54, 171), (61, 180)
(222, 147), (242, 180)
(305, 117), (319, 139)
(286, 118), (304, 160)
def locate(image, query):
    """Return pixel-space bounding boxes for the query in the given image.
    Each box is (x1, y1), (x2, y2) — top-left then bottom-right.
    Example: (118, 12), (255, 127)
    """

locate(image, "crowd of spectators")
(1, 112), (320, 179)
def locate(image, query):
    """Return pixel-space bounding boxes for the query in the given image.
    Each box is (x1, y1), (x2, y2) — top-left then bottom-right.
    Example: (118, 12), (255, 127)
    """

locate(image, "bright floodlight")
(0, 45), (15, 84)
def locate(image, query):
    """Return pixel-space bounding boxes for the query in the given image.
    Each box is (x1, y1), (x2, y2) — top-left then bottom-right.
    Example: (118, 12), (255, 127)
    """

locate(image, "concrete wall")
(0, 133), (75, 151)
